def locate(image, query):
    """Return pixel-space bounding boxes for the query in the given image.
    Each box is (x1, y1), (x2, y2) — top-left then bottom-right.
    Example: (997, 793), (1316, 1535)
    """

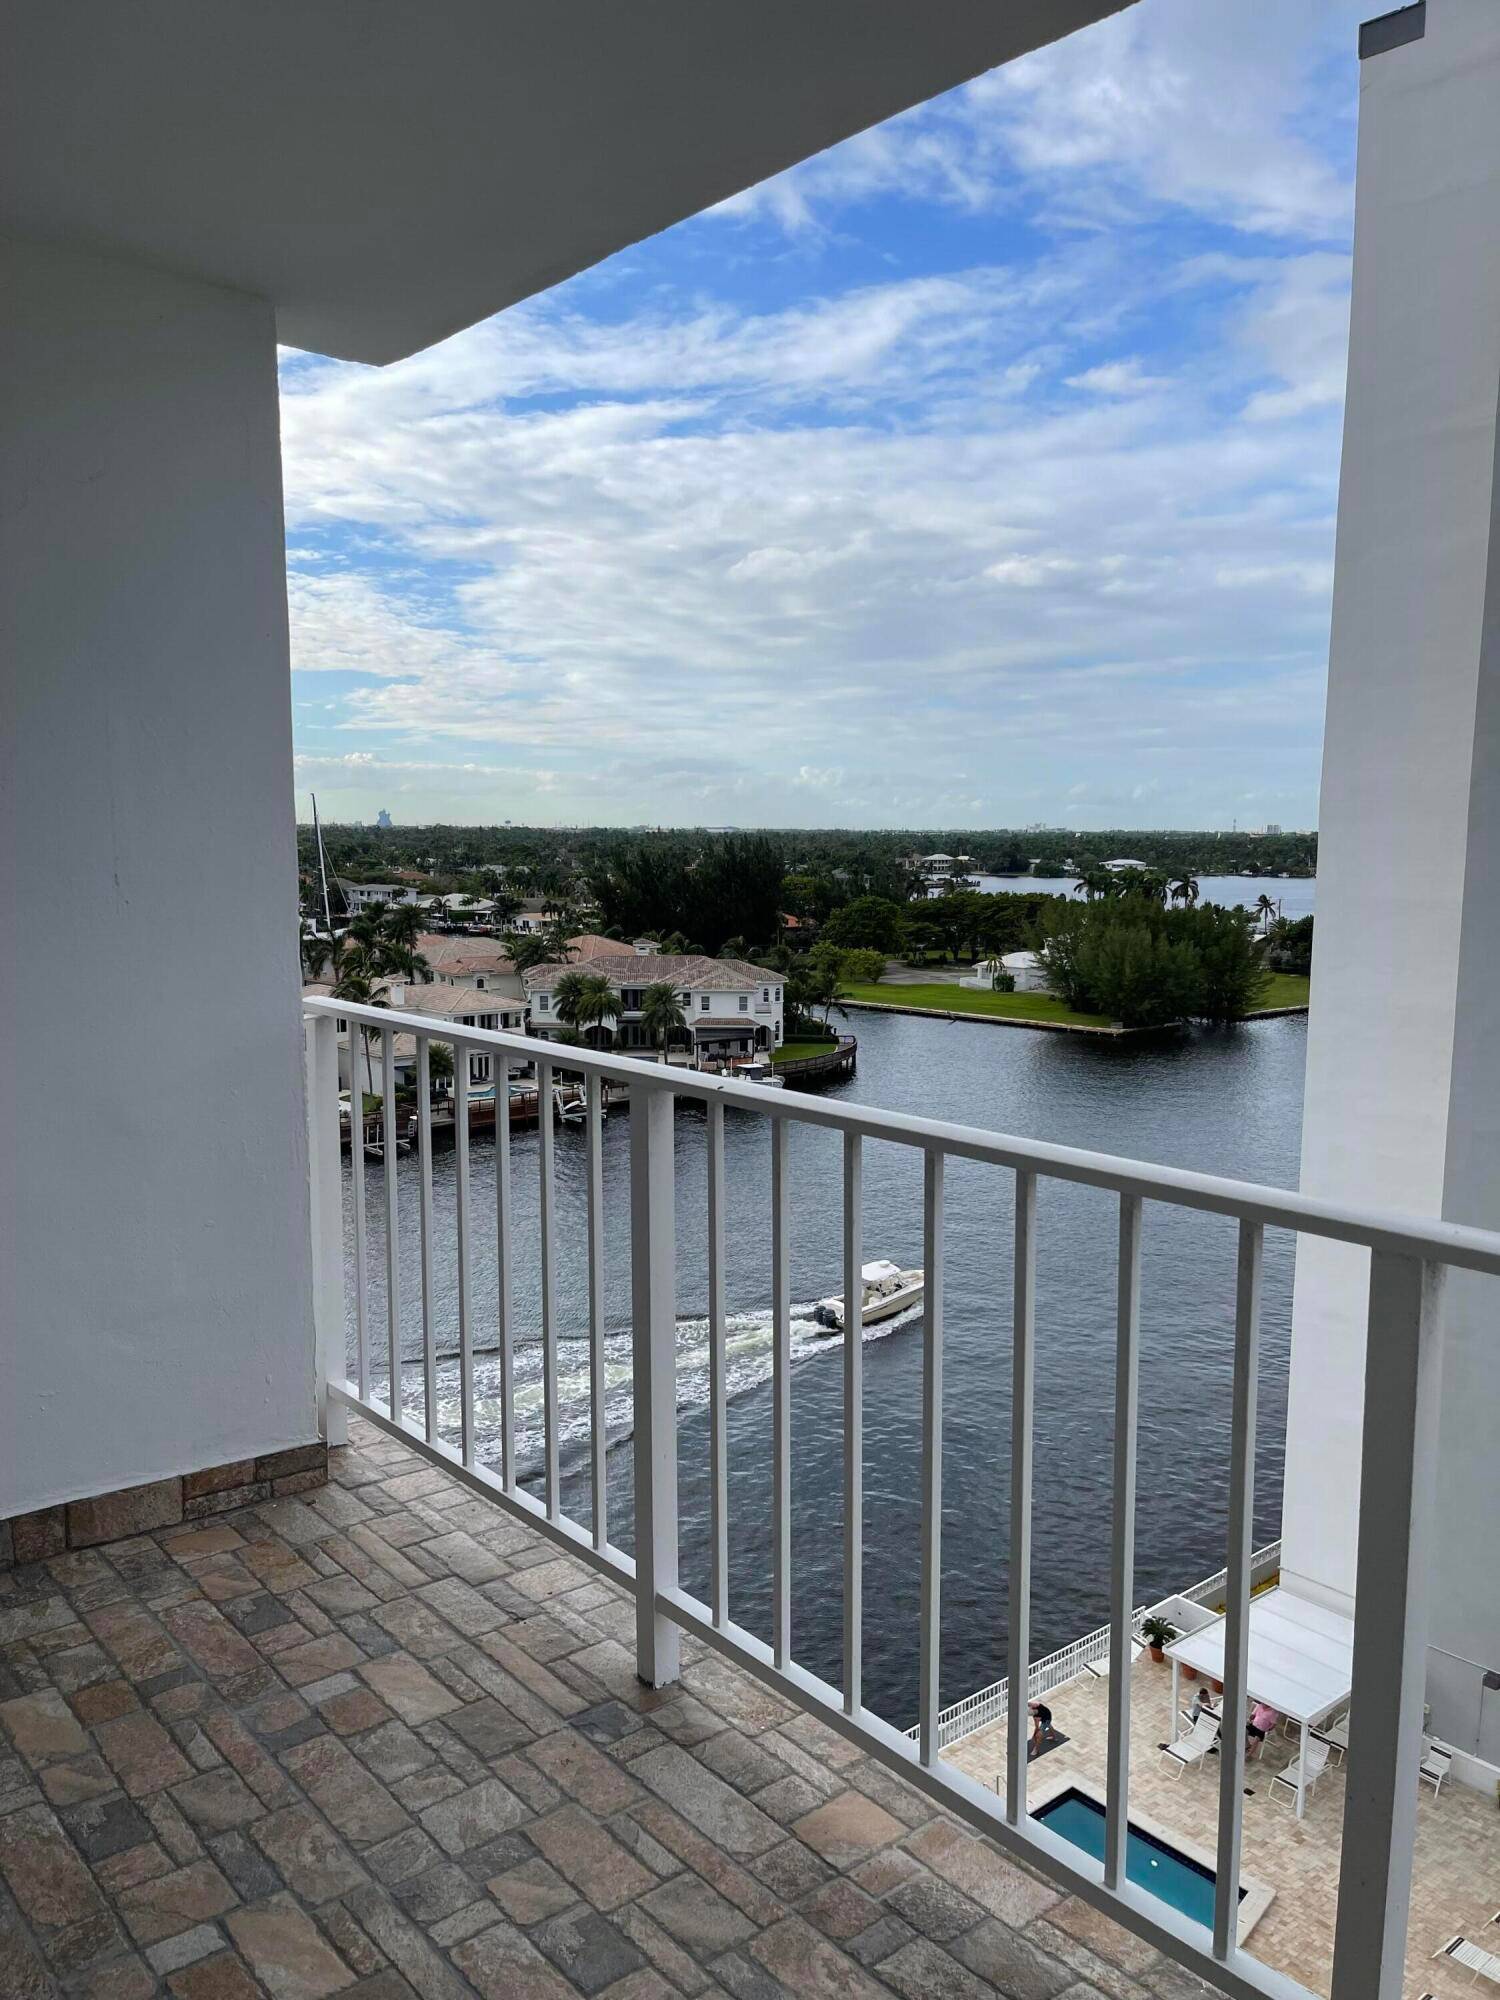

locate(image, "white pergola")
(1164, 1587), (1354, 1819)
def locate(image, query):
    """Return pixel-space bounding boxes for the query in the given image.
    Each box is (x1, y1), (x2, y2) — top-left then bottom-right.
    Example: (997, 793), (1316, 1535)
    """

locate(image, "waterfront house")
(410, 933), (523, 997)
(336, 879), (425, 912)
(314, 980), (526, 1096)
(960, 950), (1050, 994)
(8, 8), (1500, 2000)
(526, 950), (784, 1061)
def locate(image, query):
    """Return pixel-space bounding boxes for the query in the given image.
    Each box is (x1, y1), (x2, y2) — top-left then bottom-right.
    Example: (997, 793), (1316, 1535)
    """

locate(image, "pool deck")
(944, 1652), (1500, 1998)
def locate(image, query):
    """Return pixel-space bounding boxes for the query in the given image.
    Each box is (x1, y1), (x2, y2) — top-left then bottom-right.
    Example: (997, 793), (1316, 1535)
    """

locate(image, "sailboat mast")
(312, 793), (335, 935)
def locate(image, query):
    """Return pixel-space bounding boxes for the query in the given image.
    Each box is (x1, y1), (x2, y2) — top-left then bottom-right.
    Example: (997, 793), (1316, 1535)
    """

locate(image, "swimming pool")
(1033, 1788), (1243, 1930)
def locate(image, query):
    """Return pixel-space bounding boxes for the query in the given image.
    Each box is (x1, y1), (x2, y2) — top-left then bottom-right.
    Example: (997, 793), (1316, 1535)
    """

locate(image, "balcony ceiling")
(1, 0), (1129, 365)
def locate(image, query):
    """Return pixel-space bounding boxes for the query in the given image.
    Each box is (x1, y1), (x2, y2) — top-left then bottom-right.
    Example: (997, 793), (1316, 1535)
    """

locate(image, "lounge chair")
(1311, 1710), (1350, 1764)
(1159, 1712), (1220, 1777)
(1434, 1934), (1500, 1985)
(1269, 1736), (1330, 1806)
(1418, 1738), (1452, 1798)
(1083, 1641), (1142, 1681)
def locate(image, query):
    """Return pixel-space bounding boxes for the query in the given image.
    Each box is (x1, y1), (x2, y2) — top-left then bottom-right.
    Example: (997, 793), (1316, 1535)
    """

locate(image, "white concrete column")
(1283, 0), (1500, 1762)
(0, 236), (318, 1514)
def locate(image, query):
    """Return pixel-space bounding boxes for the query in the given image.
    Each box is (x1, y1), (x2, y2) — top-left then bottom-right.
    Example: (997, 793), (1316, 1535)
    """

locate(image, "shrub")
(1037, 899), (1269, 1027)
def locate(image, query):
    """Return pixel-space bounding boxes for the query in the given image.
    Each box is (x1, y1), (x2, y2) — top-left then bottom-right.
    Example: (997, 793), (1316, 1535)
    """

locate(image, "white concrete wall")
(1283, 0), (1500, 1759)
(0, 235), (318, 1514)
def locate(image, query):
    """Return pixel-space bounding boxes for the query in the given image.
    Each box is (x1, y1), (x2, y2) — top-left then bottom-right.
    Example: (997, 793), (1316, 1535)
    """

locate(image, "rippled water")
(344, 1007), (1306, 1730)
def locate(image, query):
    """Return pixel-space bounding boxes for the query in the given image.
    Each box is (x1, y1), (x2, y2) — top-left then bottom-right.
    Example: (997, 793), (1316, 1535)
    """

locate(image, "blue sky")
(281, 0), (1365, 831)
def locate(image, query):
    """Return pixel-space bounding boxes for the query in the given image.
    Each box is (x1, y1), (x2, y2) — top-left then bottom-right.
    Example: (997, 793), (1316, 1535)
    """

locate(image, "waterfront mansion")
(525, 948), (784, 1060)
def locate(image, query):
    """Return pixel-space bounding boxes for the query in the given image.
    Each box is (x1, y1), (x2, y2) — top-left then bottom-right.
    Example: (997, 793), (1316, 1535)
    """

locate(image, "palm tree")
(299, 925), (334, 982)
(507, 931), (572, 975)
(1254, 893), (1279, 934)
(572, 973), (621, 1048)
(1072, 867), (1113, 902)
(425, 1040), (453, 1100)
(330, 945), (387, 1097)
(1170, 876), (1200, 907)
(383, 903), (425, 952)
(639, 981), (687, 1062)
(1130, 870), (1171, 907)
(551, 970), (592, 1030)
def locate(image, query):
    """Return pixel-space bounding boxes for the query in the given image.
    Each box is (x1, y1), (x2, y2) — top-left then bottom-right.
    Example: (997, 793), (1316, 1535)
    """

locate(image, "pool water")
(1033, 1789), (1241, 1929)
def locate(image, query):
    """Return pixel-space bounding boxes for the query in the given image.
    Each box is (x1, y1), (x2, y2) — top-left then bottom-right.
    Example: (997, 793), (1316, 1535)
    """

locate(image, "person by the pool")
(1028, 1699), (1057, 1758)
(1246, 1698), (1278, 1753)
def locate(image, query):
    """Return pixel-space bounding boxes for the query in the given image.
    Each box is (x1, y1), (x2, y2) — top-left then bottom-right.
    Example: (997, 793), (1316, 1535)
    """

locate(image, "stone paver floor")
(0, 1418), (1221, 2000)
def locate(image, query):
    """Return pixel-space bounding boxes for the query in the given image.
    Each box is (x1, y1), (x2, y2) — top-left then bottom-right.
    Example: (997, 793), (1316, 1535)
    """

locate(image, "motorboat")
(735, 1058), (785, 1088)
(814, 1258), (924, 1332)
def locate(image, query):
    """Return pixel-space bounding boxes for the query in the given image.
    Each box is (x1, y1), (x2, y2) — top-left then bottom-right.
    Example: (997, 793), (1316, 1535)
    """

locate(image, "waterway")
(344, 994), (1307, 1734)
(970, 872), (1315, 921)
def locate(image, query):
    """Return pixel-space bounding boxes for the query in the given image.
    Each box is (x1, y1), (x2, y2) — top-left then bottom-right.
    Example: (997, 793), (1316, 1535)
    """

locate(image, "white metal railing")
(917, 1541), (1284, 1754)
(303, 998), (1500, 2000)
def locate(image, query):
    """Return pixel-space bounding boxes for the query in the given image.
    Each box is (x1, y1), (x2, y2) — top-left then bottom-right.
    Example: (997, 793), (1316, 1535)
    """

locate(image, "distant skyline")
(282, 0), (1363, 831)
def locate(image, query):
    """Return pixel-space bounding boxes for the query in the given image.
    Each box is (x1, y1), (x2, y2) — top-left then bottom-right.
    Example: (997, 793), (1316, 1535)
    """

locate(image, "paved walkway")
(0, 1419), (1218, 2000)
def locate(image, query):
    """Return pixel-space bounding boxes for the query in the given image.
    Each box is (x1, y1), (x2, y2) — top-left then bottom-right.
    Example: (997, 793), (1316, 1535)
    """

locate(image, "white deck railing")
(304, 999), (1500, 2000)
(913, 1540), (1284, 1754)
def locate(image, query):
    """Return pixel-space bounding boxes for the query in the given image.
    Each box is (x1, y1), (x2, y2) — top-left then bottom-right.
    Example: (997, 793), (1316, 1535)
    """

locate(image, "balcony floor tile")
(0, 1418), (1217, 2000)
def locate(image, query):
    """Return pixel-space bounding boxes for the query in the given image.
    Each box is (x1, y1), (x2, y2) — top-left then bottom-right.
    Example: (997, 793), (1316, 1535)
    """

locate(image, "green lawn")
(773, 1037), (840, 1064)
(841, 974), (1311, 1028)
(1253, 973), (1311, 1011)
(839, 983), (1113, 1029)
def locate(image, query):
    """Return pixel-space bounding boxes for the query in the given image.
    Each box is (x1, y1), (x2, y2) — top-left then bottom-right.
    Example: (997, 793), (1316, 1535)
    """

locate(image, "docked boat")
(814, 1258), (923, 1332)
(735, 1058), (785, 1088)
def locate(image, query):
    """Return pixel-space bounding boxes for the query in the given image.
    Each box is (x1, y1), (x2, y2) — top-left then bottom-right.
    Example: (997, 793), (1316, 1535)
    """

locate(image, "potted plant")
(1140, 1615), (1177, 1665)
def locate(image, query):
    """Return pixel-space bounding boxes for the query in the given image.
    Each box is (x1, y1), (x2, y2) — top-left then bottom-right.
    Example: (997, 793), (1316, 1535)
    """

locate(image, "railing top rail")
(304, 997), (1500, 1276)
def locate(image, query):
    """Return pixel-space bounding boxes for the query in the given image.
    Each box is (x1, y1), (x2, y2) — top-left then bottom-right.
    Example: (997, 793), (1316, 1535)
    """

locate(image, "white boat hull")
(814, 1272), (923, 1333)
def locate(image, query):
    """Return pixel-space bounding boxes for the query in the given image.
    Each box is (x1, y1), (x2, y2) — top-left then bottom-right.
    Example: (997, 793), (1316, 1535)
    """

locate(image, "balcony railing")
(303, 997), (1500, 2000)
(910, 1541), (1283, 1754)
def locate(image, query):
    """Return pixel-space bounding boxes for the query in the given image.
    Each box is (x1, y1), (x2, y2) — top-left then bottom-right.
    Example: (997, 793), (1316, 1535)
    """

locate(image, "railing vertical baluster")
(1329, 1252), (1447, 2000)
(351, 1027), (369, 1400)
(538, 1058), (559, 1520)
(495, 1055), (515, 1493)
(771, 1117), (791, 1671)
(842, 1132), (863, 1717)
(586, 1070), (607, 1550)
(306, 1014), (348, 1445)
(707, 1098), (728, 1627)
(1006, 1169), (1036, 1822)
(630, 1080), (680, 1688)
(382, 1028), (401, 1423)
(417, 1038), (437, 1445)
(454, 1042), (473, 1465)
(1214, 1220), (1262, 1961)
(918, 1148), (945, 1766)
(1104, 1192), (1142, 1890)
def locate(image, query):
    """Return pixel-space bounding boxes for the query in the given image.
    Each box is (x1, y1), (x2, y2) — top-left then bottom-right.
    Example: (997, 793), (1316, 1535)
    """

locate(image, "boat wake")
(366, 1298), (921, 1479)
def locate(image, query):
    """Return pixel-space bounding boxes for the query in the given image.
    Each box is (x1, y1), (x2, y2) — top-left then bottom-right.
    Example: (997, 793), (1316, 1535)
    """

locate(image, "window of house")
(538, 994), (550, 1011)
(775, 987), (782, 1002)
(678, 991), (690, 1004)
(476, 976), (486, 988)
(738, 995), (748, 1012)
(460, 1015), (474, 1027)
(470, 1054), (490, 1083)
(481, 1014), (496, 1030)
(762, 987), (769, 1001)
(700, 994), (710, 1011)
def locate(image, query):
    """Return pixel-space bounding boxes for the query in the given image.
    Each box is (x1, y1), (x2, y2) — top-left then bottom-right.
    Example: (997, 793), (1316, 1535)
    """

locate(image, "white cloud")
(279, 0), (1356, 829)
(1064, 358), (1169, 397)
(718, 0), (1359, 246)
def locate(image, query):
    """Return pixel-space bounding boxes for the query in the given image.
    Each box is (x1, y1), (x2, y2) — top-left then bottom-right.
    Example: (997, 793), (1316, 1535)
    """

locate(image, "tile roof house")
(525, 952), (784, 1058)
